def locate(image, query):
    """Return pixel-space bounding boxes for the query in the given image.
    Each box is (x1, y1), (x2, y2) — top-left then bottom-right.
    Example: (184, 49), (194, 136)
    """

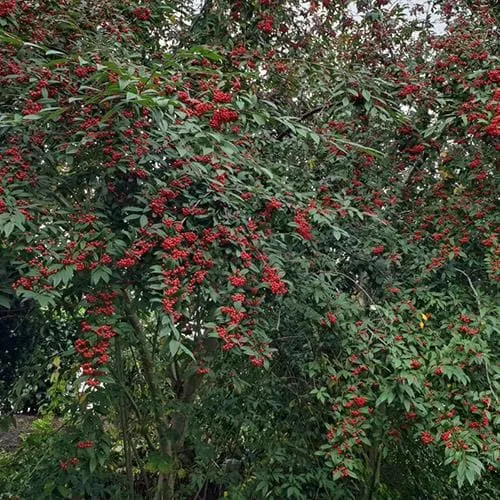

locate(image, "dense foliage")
(0, 1), (498, 498)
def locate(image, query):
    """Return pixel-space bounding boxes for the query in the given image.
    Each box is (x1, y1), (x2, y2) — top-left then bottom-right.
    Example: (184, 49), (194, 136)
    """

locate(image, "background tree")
(0, 1), (498, 498)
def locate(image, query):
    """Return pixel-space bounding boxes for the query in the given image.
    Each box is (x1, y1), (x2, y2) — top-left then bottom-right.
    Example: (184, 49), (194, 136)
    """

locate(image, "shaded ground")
(0, 415), (36, 452)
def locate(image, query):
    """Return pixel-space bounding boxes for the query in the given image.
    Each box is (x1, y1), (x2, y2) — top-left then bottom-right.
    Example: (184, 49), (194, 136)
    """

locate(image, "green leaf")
(375, 389), (393, 407)
(50, 266), (75, 287)
(145, 453), (175, 474)
(89, 452), (97, 473)
(220, 142), (238, 156)
(0, 294), (11, 308)
(179, 343), (196, 361)
(19, 291), (57, 309)
(1, 220), (15, 237)
(91, 267), (112, 285)
(253, 113), (267, 125)
(57, 486), (72, 498)
(310, 131), (320, 145)
(169, 339), (180, 357)
(46, 49), (65, 56)
(188, 46), (223, 62)
(119, 79), (132, 91)
(23, 114), (42, 120)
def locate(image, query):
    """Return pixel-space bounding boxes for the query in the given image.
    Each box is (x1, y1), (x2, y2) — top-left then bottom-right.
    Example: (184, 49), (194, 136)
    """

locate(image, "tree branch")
(276, 102), (332, 140)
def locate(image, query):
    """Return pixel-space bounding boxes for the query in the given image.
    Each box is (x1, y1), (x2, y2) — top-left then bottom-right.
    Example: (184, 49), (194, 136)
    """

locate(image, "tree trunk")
(364, 444), (382, 500)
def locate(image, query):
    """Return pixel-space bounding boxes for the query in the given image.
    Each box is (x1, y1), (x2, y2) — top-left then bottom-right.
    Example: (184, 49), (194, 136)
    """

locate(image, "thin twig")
(276, 103), (332, 140)
(455, 268), (497, 403)
(455, 268), (482, 318)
